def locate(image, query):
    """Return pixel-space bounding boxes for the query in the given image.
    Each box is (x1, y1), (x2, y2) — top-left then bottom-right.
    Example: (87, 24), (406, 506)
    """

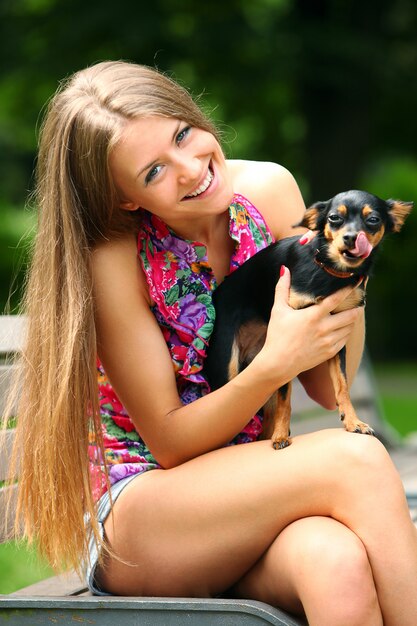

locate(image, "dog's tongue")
(350, 231), (373, 259)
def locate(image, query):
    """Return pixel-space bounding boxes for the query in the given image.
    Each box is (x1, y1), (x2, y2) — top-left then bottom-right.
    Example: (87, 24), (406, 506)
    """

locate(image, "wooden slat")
(0, 316), (26, 355)
(0, 364), (20, 417)
(0, 483), (18, 542)
(0, 429), (16, 482)
(11, 571), (87, 597)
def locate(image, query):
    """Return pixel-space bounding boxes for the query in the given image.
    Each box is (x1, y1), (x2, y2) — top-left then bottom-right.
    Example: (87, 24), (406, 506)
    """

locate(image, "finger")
(327, 321), (355, 345)
(274, 265), (291, 306)
(318, 285), (356, 314)
(325, 308), (359, 332)
(299, 230), (316, 245)
(321, 324), (355, 360)
(330, 337), (350, 358)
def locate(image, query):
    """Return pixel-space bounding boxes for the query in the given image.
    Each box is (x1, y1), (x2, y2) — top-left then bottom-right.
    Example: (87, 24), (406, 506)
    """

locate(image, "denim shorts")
(85, 473), (142, 595)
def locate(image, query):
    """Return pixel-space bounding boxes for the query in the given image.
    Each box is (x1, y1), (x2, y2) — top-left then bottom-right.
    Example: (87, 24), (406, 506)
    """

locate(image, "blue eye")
(176, 126), (191, 144)
(145, 164), (163, 185)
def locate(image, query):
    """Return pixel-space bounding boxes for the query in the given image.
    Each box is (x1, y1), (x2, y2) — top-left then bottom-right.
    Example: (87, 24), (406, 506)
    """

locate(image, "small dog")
(205, 190), (412, 449)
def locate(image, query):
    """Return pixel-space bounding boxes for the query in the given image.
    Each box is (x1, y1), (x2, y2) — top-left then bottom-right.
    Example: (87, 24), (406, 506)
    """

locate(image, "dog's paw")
(340, 406), (374, 436)
(354, 423), (375, 436)
(272, 437), (291, 450)
(347, 422), (375, 436)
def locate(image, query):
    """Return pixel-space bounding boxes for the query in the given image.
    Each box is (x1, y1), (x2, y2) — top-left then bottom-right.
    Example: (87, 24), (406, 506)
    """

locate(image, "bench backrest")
(0, 316), (26, 543)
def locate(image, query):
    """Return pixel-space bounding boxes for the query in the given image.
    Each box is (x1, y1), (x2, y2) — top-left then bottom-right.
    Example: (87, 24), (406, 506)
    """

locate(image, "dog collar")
(314, 249), (355, 279)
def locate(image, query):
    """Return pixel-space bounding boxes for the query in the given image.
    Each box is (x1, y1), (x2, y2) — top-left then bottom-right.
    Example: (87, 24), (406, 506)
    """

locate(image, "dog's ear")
(387, 200), (413, 233)
(294, 201), (328, 230)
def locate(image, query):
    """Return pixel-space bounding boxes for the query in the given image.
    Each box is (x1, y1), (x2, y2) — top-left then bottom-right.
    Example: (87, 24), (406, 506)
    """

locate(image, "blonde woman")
(9, 61), (417, 625)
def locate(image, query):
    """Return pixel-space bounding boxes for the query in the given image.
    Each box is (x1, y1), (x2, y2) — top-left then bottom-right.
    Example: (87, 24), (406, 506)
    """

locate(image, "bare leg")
(97, 430), (417, 625)
(232, 516), (383, 626)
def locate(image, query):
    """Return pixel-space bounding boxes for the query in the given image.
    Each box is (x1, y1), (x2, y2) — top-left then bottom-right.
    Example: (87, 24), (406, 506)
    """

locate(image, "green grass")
(0, 540), (54, 594)
(379, 396), (417, 437)
(374, 361), (417, 438)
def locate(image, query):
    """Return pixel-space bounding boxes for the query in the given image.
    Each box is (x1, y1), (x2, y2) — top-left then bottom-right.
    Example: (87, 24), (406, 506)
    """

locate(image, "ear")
(294, 201), (328, 230)
(387, 199), (413, 233)
(119, 200), (141, 212)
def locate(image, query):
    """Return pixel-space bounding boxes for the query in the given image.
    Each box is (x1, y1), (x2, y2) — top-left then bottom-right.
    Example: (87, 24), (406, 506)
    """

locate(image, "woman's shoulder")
(227, 158), (292, 186)
(91, 233), (137, 269)
(226, 159), (307, 239)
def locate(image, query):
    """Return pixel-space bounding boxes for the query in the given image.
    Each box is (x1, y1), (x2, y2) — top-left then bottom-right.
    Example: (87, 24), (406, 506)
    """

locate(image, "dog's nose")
(343, 233), (357, 248)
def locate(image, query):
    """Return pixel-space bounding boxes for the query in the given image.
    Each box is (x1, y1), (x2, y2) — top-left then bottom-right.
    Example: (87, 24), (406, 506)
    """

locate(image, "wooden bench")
(0, 315), (416, 626)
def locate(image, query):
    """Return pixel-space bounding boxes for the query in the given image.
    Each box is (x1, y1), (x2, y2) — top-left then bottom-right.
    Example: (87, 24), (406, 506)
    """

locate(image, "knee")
(336, 428), (388, 465)
(330, 431), (401, 492)
(299, 527), (380, 624)
(307, 529), (371, 588)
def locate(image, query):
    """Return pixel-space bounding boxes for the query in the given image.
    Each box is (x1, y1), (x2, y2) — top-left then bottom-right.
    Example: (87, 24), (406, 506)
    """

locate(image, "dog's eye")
(365, 214), (381, 227)
(328, 214), (344, 227)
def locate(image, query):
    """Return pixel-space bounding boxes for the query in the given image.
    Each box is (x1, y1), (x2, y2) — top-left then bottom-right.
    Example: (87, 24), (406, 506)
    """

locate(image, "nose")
(176, 153), (201, 185)
(343, 232), (357, 248)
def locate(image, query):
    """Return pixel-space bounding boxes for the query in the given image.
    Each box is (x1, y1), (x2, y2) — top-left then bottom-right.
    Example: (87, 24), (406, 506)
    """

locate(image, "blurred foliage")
(0, 0), (417, 358)
(360, 156), (417, 360)
(0, 205), (34, 312)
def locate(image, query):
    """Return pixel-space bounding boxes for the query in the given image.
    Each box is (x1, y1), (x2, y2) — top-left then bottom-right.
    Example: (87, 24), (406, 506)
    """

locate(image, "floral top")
(89, 194), (274, 499)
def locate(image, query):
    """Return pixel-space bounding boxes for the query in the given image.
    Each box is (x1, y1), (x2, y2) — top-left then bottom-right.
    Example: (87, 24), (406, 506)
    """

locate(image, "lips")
(183, 164), (214, 200)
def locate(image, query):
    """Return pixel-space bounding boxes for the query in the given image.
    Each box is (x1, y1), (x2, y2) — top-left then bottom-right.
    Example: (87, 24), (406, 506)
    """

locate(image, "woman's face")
(109, 115), (234, 231)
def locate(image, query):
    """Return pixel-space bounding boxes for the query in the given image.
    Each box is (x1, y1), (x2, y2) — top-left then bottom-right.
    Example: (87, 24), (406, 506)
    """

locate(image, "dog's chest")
(288, 285), (365, 312)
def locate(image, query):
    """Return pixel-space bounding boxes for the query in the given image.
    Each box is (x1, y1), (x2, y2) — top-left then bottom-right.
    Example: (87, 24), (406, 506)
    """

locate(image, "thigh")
(96, 429), (383, 597)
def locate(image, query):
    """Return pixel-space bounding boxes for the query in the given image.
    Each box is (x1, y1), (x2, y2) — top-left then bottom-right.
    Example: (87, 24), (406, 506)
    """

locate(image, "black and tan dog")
(205, 190), (412, 449)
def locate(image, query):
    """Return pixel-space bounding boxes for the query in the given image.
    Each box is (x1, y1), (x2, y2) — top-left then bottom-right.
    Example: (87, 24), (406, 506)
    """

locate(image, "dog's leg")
(263, 382), (292, 449)
(230, 321), (293, 448)
(328, 348), (374, 435)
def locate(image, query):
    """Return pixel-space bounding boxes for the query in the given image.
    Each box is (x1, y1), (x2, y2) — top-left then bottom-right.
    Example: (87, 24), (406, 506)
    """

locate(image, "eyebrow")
(136, 120), (182, 179)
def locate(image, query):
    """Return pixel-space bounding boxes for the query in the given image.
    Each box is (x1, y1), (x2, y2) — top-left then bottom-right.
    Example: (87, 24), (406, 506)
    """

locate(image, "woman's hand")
(257, 266), (361, 386)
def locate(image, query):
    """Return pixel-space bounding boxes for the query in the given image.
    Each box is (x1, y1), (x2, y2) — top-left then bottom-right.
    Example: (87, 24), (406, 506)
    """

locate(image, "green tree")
(1, 0), (416, 357)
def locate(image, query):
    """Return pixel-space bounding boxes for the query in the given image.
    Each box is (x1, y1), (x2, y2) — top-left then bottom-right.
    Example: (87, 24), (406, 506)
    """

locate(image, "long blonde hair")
(5, 61), (219, 572)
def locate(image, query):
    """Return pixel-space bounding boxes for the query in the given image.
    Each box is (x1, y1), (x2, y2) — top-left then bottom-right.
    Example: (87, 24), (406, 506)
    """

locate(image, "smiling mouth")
(183, 165), (214, 200)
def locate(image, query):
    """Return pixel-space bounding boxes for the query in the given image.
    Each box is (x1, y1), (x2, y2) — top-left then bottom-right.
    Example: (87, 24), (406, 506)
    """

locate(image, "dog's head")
(297, 190), (413, 271)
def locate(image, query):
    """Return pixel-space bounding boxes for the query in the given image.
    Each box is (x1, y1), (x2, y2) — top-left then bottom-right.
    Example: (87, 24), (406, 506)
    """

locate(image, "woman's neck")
(164, 210), (230, 247)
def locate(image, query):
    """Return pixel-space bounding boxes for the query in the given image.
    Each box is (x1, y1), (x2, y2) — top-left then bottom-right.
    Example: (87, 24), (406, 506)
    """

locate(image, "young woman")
(9, 60), (417, 625)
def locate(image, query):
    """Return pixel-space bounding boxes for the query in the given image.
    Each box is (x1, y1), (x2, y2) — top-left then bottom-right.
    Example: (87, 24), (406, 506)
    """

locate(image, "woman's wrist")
(246, 349), (292, 395)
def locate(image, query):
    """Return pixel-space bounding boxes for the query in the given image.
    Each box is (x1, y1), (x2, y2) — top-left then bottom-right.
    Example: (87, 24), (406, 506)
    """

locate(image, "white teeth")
(185, 168), (213, 198)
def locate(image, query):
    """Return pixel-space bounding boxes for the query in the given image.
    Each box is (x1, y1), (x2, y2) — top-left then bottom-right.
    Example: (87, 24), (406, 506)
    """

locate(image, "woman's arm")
(92, 237), (360, 468)
(92, 236), (280, 468)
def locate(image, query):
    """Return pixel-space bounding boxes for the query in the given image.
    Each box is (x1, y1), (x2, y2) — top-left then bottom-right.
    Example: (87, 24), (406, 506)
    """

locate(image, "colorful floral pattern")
(89, 194), (274, 500)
